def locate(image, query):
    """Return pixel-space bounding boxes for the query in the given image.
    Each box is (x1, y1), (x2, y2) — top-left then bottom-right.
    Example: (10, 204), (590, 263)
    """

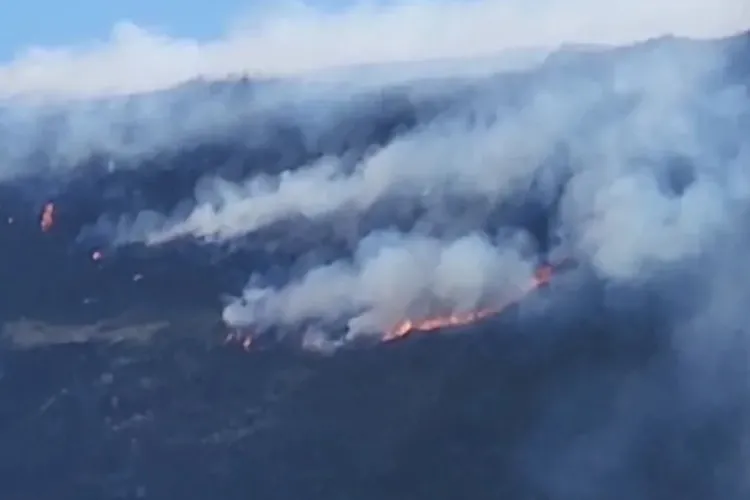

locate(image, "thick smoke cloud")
(42, 24), (743, 350)
(222, 230), (536, 338)
(141, 112), (556, 244)
(3, 21), (747, 353)
(0, 0), (746, 171)
(120, 32), (745, 278)
(1, 4), (750, 499)
(1, 0), (746, 99)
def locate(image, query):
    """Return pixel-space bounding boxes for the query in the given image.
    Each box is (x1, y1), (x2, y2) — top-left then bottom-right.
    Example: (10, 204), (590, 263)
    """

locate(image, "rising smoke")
(2, 1), (750, 497)
(1, 0), (746, 99)
(107, 30), (749, 342)
(221, 230), (537, 337)
(1, 1), (747, 344)
(0, 0), (747, 170)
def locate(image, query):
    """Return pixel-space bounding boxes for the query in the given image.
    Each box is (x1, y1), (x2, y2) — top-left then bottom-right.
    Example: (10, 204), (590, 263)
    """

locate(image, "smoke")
(2, 17), (744, 353)
(222, 230), (536, 338)
(0, 0), (746, 174)
(1, 0), (747, 99)
(131, 118), (548, 245)
(1, 5), (750, 498)
(114, 32), (745, 280)
(38, 25), (742, 357)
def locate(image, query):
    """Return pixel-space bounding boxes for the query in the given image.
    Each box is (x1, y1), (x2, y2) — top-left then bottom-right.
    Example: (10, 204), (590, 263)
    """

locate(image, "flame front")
(224, 263), (563, 351)
(383, 264), (555, 342)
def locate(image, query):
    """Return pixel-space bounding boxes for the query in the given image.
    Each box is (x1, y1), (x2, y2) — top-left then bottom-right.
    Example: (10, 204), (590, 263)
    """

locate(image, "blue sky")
(0, 0), (350, 62)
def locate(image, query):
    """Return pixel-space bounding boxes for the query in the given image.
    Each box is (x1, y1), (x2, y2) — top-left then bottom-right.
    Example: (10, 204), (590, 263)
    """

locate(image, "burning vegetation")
(383, 263), (555, 341)
(224, 261), (566, 351)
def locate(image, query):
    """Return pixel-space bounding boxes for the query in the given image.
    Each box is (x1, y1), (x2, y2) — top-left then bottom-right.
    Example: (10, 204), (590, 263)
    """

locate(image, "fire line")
(383, 262), (557, 342)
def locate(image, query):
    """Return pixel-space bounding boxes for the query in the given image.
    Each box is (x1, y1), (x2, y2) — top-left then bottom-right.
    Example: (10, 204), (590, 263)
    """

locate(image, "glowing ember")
(533, 264), (553, 286)
(384, 263), (557, 342)
(225, 330), (254, 351)
(383, 308), (497, 342)
(40, 202), (55, 232)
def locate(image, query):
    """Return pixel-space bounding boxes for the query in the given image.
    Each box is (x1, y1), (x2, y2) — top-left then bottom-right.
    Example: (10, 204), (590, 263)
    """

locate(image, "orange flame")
(383, 264), (555, 342)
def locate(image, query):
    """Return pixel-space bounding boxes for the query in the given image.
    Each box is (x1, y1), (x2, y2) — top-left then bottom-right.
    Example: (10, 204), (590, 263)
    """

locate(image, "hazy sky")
(0, 0), (746, 99)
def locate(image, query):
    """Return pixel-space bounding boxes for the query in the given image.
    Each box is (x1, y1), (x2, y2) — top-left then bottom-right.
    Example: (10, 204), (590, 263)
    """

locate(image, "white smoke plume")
(221, 230), (537, 338)
(1, 0), (747, 100)
(0, 0), (747, 174)
(1, 6), (749, 495)
(124, 34), (745, 279)
(209, 35), (747, 342)
(1, 0), (748, 344)
(139, 120), (547, 245)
